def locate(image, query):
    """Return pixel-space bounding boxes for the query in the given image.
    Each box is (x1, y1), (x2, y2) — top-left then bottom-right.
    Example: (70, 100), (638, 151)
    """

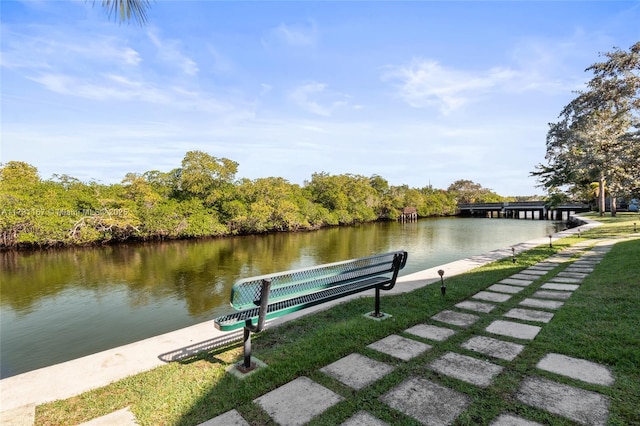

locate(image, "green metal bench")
(214, 250), (408, 372)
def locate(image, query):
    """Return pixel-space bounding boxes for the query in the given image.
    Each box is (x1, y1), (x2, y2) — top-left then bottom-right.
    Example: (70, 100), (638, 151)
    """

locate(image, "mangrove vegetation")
(0, 154), (510, 250)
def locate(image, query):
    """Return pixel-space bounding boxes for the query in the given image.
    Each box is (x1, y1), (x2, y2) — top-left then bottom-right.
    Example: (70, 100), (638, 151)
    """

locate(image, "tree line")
(532, 42), (640, 216)
(0, 155), (508, 250)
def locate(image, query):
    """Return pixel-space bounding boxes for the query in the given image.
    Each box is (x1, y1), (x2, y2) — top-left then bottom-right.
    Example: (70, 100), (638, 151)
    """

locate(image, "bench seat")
(214, 275), (390, 331)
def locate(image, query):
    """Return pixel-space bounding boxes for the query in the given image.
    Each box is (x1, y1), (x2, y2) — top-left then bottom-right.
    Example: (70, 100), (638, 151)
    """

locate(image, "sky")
(1, 1), (639, 196)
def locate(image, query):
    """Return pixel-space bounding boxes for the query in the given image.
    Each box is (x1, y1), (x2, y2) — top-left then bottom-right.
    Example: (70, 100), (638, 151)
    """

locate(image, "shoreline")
(0, 216), (599, 415)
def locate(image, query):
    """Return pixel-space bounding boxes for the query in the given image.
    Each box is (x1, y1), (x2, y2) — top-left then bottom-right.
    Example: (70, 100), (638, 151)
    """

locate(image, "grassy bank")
(36, 213), (640, 425)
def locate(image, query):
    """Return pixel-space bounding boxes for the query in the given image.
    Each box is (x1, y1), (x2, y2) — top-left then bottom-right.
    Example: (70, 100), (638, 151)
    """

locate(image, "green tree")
(304, 173), (378, 224)
(447, 179), (503, 204)
(122, 172), (162, 208)
(533, 43), (639, 216)
(0, 162), (59, 247)
(178, 150), (238, 203)
(234, 177), (310, 233)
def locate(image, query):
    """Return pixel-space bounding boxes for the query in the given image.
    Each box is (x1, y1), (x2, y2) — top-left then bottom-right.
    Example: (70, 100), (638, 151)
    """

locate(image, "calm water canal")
(0, 217), (562, 378)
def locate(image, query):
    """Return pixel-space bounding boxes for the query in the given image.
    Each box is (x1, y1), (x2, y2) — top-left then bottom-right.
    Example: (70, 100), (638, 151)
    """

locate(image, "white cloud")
(147, 29), (199, 76)
(506, 35), (595, 93)
(274, 21), (318, 46)
(290, 82), (331, 116)
(289, 82), (351, 116)
(260, 83), (273, 95)
(25, 72), (252, 118)
(0, 27), (142, 70)
(262, 21), (319, 48)
(27, 73), (169, 103)
(381, 47), (587, 115)
(207, 46), (234, 73)
(383, 59), (520, 114)
(2, 24), (253, 117)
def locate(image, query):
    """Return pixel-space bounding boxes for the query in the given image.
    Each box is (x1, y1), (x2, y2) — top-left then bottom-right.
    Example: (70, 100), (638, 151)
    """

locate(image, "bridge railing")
(457, 202), (505, 209)
(457, 202), (590, 210)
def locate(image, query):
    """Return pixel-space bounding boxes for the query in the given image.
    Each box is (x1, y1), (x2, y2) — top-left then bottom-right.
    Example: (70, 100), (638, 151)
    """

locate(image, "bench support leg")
(373, 287), (382, 317)
(237, 278), (272, 373)
(242, 326), (252, 370)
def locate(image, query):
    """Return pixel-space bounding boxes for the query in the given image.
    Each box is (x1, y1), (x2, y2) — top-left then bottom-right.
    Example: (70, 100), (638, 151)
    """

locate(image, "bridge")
(457, 202), (590, 221)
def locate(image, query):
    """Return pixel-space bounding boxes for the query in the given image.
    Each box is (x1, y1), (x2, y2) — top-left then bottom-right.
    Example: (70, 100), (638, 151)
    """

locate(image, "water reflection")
(1, 217), (562, 377)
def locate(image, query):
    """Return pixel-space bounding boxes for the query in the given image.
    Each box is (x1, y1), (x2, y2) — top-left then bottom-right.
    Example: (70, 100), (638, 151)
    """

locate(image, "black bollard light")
(512, 247), (516, 264)
(438, 269), (446, 296)
(634, 222), (637, 233)
(578, 229), (581, 238)
(549, 235), (553, 248)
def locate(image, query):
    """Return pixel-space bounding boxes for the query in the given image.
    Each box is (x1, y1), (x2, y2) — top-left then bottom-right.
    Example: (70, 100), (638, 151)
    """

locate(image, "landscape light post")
(512, 247), (516, 263)
(549, 235), (553, 248)
(438, 269), (446, 297)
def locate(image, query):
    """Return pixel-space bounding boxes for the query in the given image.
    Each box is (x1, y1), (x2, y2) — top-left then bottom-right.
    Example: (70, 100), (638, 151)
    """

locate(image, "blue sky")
(2, 1), (639, 196)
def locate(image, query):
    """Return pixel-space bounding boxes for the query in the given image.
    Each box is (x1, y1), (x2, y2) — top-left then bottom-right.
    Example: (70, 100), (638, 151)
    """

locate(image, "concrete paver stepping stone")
(572, 260), (600, 267)
(565, 266), (594, 273)
(581, 254), (605, 259)
(531, 262), (558, 269)
(79, 407), (138, 426)
(254, 376), (344, 426)
(545, 257), (570, 263)
(527, 267), (555, 273)
(510, 273), (542, 281)
(549, 276), (583, 284)
(487, 284), (525, 294)
(583, 249), (606, 254)
(380, 376), (471, 425)
(504, 308), (554, 323)
(198, 410), (249, 426)
(367, 334), (432, 361)
(541, 283), (579, 291)
(532, 290), (572, 300)
(341, 411), (388, 426)
(490, 413), (544, 426)
(428, 352), (504, 387)
(519, 298), (564, 310)
(320, 353), (394, 390)
(574, 256), (600, 262)
(517, 376), (610, 425)
(461, 336), (525, 361)
(455, 300), (496, 313)
(431, 310), (480, 327)
(557, 271), (589, 279)
(405, 323), (456, 341)
(486, 320), (542, 340)
(522, 269), (549, 275)
(537, 353), (615, 386)
(473, 291), (512, 302)
(499, 278), (533, 287)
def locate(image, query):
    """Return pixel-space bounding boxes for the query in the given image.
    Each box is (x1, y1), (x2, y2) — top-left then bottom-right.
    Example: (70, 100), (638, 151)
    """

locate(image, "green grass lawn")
(36, 213), (640, 425)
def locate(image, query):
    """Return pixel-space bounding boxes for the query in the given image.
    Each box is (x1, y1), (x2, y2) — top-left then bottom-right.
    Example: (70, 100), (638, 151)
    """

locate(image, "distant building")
(399, 207), (418, 221)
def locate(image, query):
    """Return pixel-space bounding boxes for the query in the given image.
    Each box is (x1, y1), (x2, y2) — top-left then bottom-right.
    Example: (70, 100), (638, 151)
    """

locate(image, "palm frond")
(95, 0), (151, 25)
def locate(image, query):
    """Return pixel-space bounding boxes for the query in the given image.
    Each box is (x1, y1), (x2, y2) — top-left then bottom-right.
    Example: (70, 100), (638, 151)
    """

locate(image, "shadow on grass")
(158, 330), (244, 363)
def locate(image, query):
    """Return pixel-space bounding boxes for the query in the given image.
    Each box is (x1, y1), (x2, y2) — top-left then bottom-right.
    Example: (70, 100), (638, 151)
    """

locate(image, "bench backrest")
(230, 250), (408, 311)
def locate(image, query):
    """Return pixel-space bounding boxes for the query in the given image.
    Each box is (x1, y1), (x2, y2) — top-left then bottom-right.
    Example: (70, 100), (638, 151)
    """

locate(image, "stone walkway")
(5, 235), (622, 426)
(196, 240), (617, 426)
